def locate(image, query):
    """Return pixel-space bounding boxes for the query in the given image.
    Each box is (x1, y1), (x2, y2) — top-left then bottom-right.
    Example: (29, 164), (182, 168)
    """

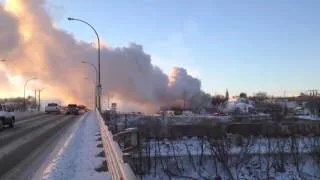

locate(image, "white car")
(45, 103), (61, 114)
(0, 104), (15, 128)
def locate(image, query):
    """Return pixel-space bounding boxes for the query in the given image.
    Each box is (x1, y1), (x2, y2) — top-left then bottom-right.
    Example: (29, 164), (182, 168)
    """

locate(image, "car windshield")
(68, 104), (77, 108)
(48, 103), (58, 106)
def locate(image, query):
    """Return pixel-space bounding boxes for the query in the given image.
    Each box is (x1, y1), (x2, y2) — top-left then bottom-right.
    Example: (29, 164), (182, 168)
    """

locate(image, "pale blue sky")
(27, 1), (320, 95)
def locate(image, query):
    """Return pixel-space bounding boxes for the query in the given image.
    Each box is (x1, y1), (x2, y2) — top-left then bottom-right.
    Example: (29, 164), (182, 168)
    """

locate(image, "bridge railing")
(96, 109), (137, 180)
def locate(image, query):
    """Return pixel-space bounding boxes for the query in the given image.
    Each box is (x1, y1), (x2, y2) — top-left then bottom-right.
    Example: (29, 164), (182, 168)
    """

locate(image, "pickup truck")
(0, 104), (15, 128)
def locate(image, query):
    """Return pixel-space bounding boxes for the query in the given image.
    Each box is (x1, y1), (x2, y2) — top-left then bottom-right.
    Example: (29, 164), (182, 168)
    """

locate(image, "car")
(45, 103), (61, 114)
(0, 104), (15, 128)
(66, 104), (79, 115)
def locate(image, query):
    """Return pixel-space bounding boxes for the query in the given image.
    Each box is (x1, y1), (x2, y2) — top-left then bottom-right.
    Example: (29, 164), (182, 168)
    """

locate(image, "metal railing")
(96, 109), (137, 180)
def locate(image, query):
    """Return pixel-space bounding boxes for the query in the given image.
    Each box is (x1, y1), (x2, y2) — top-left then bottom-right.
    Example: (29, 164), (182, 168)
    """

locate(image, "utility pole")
(34, 90), (37, 110)
(38, 90), (41, 111)
(37, 89), (44, 112)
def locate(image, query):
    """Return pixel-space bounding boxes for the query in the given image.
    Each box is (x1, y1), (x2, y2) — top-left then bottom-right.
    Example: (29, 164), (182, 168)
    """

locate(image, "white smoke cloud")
(0, 5), (19, 55)
(0, 0), (202, 112)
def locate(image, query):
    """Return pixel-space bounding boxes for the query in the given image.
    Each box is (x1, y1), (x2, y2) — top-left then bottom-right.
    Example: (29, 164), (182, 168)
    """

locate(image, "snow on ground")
(295, 115), (320, 121)
(39, 112), (110, 180)
(138, 136), (320, 157)
(127, 136), (320, 179)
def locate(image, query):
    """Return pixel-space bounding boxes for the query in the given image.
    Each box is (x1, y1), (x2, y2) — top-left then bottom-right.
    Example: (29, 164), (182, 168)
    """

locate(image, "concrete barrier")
(96, 109), (136, 180)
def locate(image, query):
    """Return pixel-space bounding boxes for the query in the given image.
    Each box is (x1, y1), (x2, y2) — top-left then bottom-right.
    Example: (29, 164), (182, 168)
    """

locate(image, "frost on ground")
(40, 112), (110, 180)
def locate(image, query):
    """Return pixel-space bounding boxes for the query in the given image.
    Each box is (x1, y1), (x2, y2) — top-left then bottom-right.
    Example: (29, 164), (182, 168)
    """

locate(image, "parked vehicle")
(0, 104), (15, 128)
(66, 104), (79, 115)
(45, 103), (60, 114)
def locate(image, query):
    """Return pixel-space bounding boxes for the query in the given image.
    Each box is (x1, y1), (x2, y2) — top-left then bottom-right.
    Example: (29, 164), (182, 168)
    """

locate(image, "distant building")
(111, 103), (117, 112)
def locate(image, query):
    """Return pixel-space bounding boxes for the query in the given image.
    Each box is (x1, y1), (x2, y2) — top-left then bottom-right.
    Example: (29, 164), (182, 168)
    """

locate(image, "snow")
(38, 112), (110, 180)
(126, 136), (320, 179)
(295, 115), (320, 121)
(137, 136), (320, 157)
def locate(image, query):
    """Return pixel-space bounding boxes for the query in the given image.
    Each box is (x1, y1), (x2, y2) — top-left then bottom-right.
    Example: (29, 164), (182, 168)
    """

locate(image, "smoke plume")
(0, 0), (202, 112)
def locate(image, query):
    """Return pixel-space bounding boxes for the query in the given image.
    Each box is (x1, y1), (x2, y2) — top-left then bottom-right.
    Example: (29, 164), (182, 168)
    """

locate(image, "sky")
(31, 0), (320, 96)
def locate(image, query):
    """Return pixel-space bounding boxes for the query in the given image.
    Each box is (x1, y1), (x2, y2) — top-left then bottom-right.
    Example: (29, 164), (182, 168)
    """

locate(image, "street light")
(84, 76), (95, 84)
(81, 61), (98, 81)
(24, 77), (37, 111)
(82, 61), (98, 109)
(68, 17), (102, 112)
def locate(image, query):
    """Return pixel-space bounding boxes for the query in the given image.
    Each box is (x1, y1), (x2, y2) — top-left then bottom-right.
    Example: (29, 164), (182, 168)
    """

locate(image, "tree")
(239, 92), (247, 99)
(254, 92), (268, 100)
(305, 100), (320, 117)
(211, 95), (227, 106)
(211, 95), (227, 112)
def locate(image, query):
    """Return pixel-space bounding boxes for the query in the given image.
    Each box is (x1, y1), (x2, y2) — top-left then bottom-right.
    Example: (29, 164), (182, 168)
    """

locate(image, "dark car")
(66, 104), (79, 115)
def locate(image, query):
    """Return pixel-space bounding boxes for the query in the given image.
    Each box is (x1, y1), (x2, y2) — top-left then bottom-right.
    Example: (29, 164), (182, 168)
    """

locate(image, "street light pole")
(37, 88), (45, 112)
(24, 77), (37, 111)
(68, 17), (102, 112)
(82, 61), (98, 109)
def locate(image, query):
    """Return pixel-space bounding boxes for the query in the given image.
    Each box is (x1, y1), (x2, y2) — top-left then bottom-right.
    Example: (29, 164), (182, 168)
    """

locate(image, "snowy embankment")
(295, 115), (320, 121)
(36, 112), (110, 180)
(131, 137), (320, 180)
(140, 136), (320, 157)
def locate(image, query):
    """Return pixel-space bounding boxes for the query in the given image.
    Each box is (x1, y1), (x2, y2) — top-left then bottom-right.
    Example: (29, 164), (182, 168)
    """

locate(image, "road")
(0, 113), (84, 180)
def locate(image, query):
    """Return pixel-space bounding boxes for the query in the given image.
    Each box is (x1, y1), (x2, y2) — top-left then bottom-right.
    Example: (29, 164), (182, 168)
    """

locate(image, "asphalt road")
(0, 113), (84, 180)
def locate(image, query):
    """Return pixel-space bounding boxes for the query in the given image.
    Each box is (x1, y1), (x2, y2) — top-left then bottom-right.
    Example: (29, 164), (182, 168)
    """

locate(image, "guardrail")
(96, 109), (137, 180)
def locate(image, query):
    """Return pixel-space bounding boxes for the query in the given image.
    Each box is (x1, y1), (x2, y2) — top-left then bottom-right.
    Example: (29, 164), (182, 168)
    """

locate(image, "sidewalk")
(38, 112), (110, 180)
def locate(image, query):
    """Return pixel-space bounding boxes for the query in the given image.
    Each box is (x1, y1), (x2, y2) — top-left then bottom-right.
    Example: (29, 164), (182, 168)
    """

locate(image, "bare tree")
(290, 135), (303, 176)
(273, 138), (287, 173)
(208, 135), (234, 180)
(233, 135), (255, 179)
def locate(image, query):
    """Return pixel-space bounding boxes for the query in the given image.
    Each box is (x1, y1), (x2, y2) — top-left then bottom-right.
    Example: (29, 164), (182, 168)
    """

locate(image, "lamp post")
(37, 88), (45, 112)
(24, 77), (37, 111)
(68, 17), (102, 112)
(82, 60), (98, 109)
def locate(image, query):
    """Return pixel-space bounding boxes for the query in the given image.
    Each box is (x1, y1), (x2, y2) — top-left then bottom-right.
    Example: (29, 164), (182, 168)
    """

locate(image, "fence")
(96, 109), (137, 180)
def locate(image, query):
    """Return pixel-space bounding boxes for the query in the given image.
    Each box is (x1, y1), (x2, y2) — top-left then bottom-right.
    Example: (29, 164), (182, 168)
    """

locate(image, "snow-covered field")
(137, 136), (320, 156)
(125, 136), (320, 179)
(37, 112), (110, 180)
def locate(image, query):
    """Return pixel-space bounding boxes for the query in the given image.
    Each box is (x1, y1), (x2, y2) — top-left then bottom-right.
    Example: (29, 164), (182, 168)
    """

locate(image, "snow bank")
(39, 112), (110, 180)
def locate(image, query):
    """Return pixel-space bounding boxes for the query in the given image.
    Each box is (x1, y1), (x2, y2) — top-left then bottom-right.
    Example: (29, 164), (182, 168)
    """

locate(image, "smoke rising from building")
(0, 0), (202, 112)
